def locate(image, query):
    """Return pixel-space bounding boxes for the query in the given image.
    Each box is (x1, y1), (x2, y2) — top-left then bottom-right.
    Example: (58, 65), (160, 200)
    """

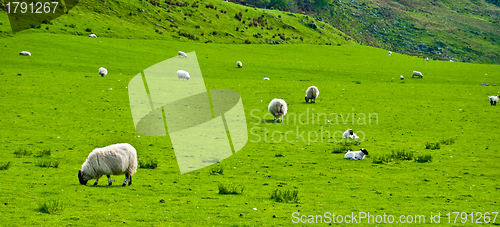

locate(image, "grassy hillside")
(232, 0), (500, 64)
(0, 33), (499, 225)
(0, 0), (352, 45)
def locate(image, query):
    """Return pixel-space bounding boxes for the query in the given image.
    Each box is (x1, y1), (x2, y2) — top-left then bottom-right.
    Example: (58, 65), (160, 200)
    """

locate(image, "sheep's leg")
(312, 98), (315, 103)
(491, 100), (494, 105)
(128, 175), (132, 186)
(93, 178), (99, 186)
(123, 173), (129, 186)
(107, 175), (112, 186)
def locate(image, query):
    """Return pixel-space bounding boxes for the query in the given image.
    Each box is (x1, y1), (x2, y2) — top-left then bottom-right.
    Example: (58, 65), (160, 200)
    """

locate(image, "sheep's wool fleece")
(268, 99), (287, 116)
(82, 143), (137, 179)
(306, 86), (319, 99)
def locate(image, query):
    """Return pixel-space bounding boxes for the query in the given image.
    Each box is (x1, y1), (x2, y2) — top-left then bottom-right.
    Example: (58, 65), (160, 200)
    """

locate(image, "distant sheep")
(237, 61), (242, 68)
(89, 33), (97, 38)
(305, 86), (319, 103)
(489, 95), (500, 106)
(343, 129), (359, 139)
(388, 51), (392, 56)
(268, 99), (287, 122)
(177, 70), (190, 81)
(19, 51), (31, 56)
(344, 149), (369, 160)
(178, 51), (187, 58)
(263, 77), (270, 80)
(400, 75), (404, 80)
(412, 71), (423, 78)
(99, 67), (108, 77)
(78, 143), (137, 186)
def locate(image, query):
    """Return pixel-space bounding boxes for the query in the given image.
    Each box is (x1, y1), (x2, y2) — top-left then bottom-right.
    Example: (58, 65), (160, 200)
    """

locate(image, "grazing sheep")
(263, 77), (270, 80)
(425, 58), (429, 60)
(78, 143), (137, 186)
(89, 33), (97, 38)
(177, 70), (190, 81)
(19, 51), (31, 56)
(99, 67), (108, 77)
(388, 51), (392, 56)
(412, 71), (423, 78)
(268, 99), (287, 122)
(344, 149), (369, 160)
(305, 86), (319, 103)
(489, 95), (500, 106)
(342, 129), (359, 139)
(237, 61), (242, 68)
(178, 51), (187, 58)
(400, 75), (404, 80)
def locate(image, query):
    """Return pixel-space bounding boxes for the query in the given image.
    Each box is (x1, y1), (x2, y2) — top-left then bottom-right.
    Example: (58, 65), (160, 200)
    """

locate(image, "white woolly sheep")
(305, 86), (319, 103)
(263, 77), (270, 80)
(400, 75), (404, 80)
(343, 129), (359, 139)
(344, 148), (369, 160)
(89, 33), (97, 38)
(268, 99), (287, 122)
(177, 70), (190, 81)
(19, 51), (31, 56)
(178, 51), (187, 58)
(99, 67), (108, 77)
(388, 51), (392, 56)
(237, 61), (243, 68)
(412, 71), (423, 78)
(78, 143), (137, 186)
(489, 95), (500, 106)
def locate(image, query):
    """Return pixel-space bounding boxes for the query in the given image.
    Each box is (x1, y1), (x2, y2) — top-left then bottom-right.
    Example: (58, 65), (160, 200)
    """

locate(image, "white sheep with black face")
(237, 61), (242, 68)
(268, 99), (287, 122)
(400, 75), (404, 80)
(177, 70), (190, 81)
(20, 51), (31, 56)
(489, 95), (500, 106)
(89, 33), (97, 38)
(388, 51), (392, 56)
(99, 67), (108, 77)
(178, 51), (187, 58)
(412, 71), (423, 78)
(305, 86), (319, 103)
(78, 143), (137, 186)
(344, 148), (369, 160)
(343, 129), (359, 139)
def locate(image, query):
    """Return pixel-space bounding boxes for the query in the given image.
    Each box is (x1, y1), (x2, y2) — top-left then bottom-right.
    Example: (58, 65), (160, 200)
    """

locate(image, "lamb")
(342, 129), (359, 139)
(344, 149), (369, 160)
(305, 86), (319, 103)
(263, 77), (270, 80)
(489, 95), (500, 106)
(177, 70), (190, 81)
(388, 51), (392, 56)
(400, 75), (404, 80)
(89, 33), (97, 38)
(19, 51), (31, 56)
(99, 67), (108, 77)
(78, 143), (137, 186)
(178, 51), (187, 58)
(237, 61), (242, 68)
(412, 71), (423, 78)
(268, 99), (287, 122)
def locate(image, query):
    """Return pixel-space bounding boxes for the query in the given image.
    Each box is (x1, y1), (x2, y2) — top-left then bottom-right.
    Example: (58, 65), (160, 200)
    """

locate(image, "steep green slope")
(0, 0), (353, 45)
(232, 0), (500, 64)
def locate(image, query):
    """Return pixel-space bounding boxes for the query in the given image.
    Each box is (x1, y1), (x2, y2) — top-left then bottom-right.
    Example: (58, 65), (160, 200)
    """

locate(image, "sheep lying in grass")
(178, 51), (187, 58)
(78, 143), (137, 186)
(263, 77), (270, 80)
(237, 61), (243, 68)
(388, 51), (392, 56)
(412, 71), (423, 78)
(177, 70), (190, 81)
(99, 67), (108, 77)
(344, 149), (369, 160)
(343, 129), (359, 139)
(489, 95), (500, 106)
(400, 75), (404, 80)
(89, 33), (97, 38)
(19, 51), (31, 56)
(305, 86), (319, 103)
(268, 99), (287, 122)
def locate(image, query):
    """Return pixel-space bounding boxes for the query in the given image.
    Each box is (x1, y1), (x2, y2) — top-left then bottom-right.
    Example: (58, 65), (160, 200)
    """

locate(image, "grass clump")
(35, 149), (51, 157)
(440, 138), (456, 145)
(415, 155), (433, 163)
(35, 160), (59, 168)
(275, 151), (284, 157)
(373, 149), (432, 164)
(14, 148), (32, 157)
(209, 165), (223, 175)
(38, 200), (63, 214)
(139, 158), (158, 169)
(270, 189), (299, 203)
(332, 145), (352, 153)
(425, 142), (441, 150)
(218, 184), (244, 195)
(0, 162), (11, 170)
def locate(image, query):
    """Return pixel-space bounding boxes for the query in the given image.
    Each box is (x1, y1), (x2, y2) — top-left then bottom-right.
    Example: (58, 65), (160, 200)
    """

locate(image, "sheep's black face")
(78, 170), (88, 185)
(305, 97), (309, 103)
(349, 130), (354, 135)
(360, 149), (369, 155)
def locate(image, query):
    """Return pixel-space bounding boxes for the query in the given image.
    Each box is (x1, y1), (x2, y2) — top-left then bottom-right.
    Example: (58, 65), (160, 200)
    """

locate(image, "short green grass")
(0, 33), (499, 226)
(138, 157), (158, 169)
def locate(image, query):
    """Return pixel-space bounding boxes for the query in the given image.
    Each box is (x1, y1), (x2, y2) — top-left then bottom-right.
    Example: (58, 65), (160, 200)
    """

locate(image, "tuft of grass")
(14, 148), (32, 157)
(440, 138), (456, 145)
(415, 155), (433, 163)
(38, 200), (63, 214)
(35, 149), (51, 157)
(270, 189), (299, 203)
(0, 162), (11, 170)
(275, 151), (284, 157)
(218, 184), (244, 195)
(139, 158), (158, 169)
(391, 149), (414, 160)
(425, 142), (441, 150)
(332, 145), (352, 154)
(35, 160), (59, 168)
(209, 165), (223, 175)
(372, 149), (414, 164)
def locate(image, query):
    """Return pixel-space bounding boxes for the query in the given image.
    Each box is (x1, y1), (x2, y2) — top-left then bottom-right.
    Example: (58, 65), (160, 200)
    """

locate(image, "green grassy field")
(0, 33), (500, 226)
